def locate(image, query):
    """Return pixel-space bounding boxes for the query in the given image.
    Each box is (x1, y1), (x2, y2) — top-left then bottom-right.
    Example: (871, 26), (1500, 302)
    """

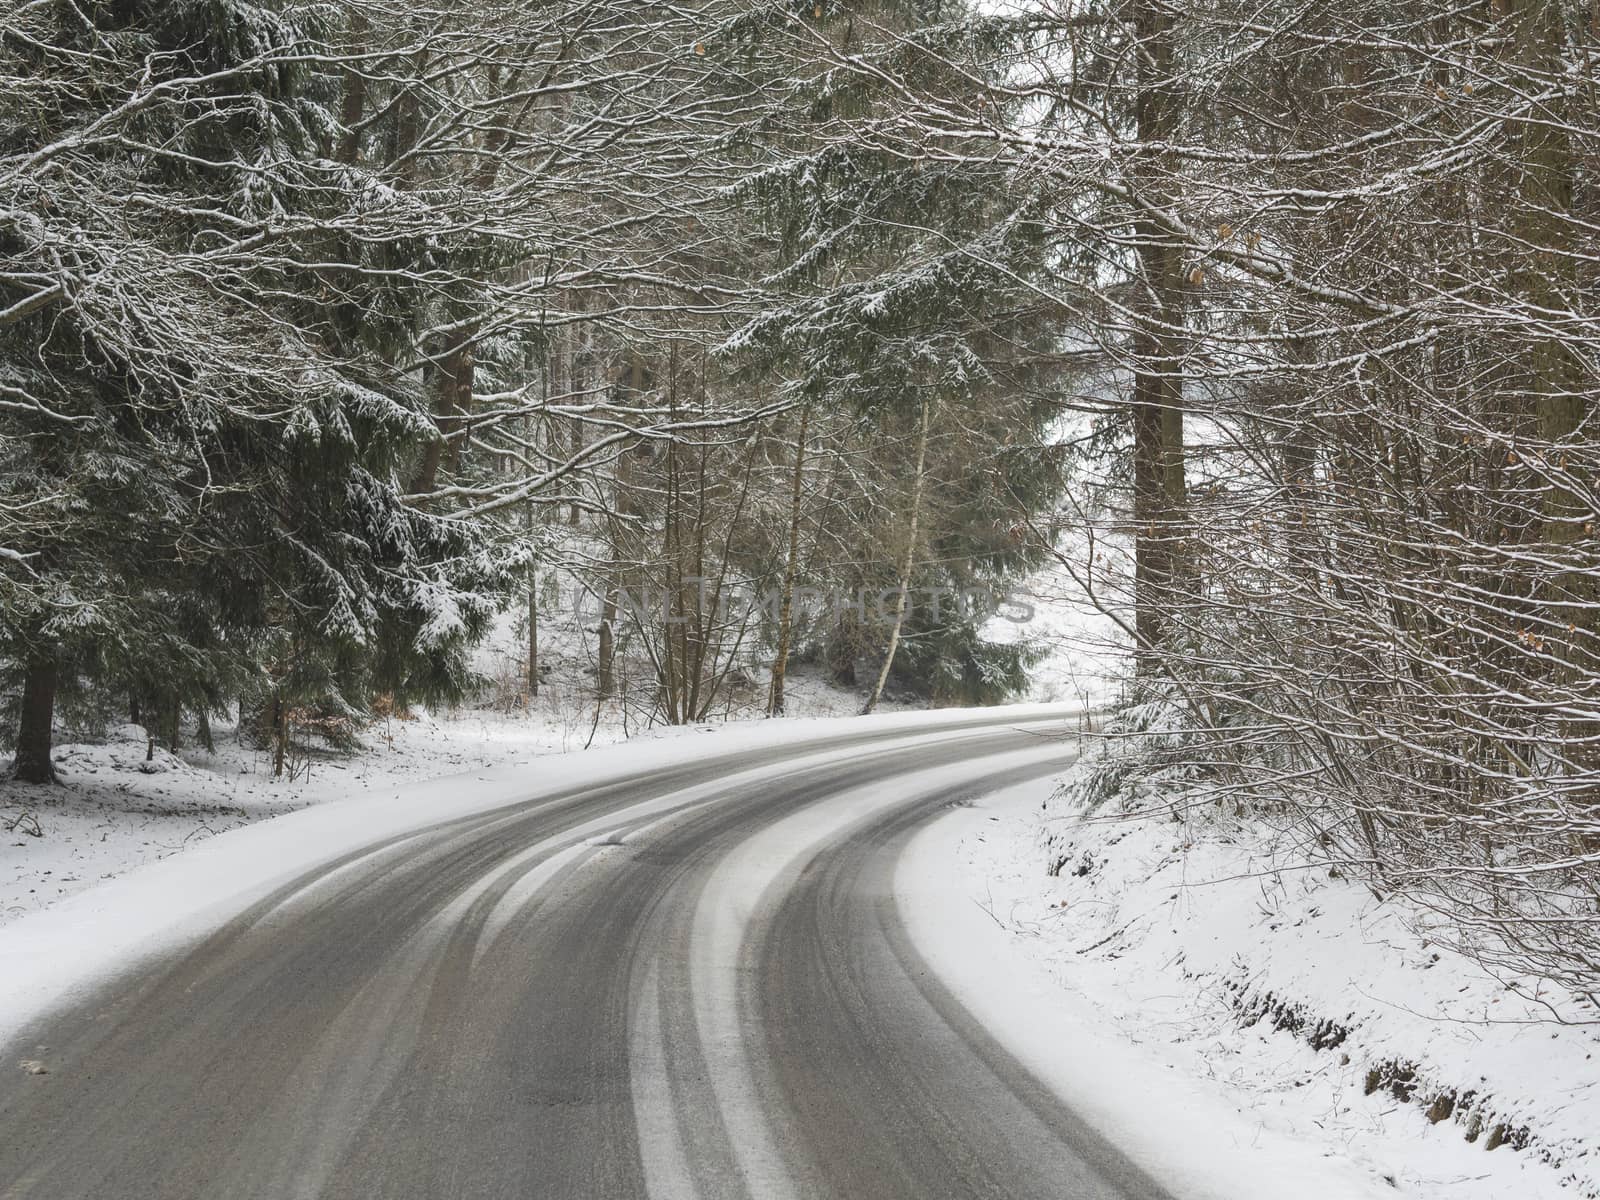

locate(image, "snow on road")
(662, 740), (1071, 1200)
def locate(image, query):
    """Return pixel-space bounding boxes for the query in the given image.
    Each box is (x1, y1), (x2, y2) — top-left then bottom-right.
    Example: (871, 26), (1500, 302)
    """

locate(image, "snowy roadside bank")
(916, 780), (1598, 1200)
(0, 703), (620, 927)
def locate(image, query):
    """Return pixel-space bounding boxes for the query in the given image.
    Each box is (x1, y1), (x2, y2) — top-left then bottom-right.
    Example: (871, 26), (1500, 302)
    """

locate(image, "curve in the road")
(0, 715), (1172, 1200)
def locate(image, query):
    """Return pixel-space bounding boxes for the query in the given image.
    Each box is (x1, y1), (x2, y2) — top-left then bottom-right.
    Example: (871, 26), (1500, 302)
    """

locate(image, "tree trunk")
(769, 402), (811, 717)
(409, 328), (476, 496)
(528, 570), (540, 700)
(271, 692), (287, 779)
(863, 393), (932, 716)
(570, 303), (591, 526)
(525, 389), (540, 703)
(335, 11), (370, 165)
(1130, 0), (1188, 675)
(597, 358), (643, 704)
(444, 326), (476, 476)
(1132, 369), (1170, 668)
(597, 585), (618, 699)
(11, 655), (59, 784)
(1507, 0), (1596, 784)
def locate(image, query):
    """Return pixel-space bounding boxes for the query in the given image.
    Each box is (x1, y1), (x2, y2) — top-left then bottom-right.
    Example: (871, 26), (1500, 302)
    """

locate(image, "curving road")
(0, 713), (1173, 1200)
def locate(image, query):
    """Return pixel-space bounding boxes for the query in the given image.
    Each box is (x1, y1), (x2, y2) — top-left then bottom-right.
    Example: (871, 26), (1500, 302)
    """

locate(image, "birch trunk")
(862, 394), (931, 716)
(768, 403), (811, 716)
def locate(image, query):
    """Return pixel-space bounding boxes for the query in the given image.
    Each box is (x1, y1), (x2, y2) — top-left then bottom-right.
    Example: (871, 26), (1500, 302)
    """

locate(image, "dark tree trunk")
(597, 386), (638, 703)
(12, 656), (59, 784)
(335, 12), (371, 165)
(1132, 370), (1168, 668)
(271, 693), (287, 779)
(409, 328), (476, 497)
(1130, 0), (1188, 675)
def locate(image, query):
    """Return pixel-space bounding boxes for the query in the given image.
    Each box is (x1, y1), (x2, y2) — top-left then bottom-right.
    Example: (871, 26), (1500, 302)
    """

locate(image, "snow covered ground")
(0, 708), (570, 924)
(924, 775), (1600, 1200)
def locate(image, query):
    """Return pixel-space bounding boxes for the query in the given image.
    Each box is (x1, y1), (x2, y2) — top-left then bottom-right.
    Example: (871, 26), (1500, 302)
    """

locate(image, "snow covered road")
(0, 710), (1192, 1199)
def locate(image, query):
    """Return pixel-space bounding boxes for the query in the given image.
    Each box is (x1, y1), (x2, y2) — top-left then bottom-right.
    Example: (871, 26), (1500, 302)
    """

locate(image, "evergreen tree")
(0, 0), (507, 780)
(722, 0), (1068, 705)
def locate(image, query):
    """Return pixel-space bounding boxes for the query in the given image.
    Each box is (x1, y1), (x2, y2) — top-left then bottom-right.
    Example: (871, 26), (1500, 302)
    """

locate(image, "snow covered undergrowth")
(990, 540), (1128, 710)
(941, 771), (1600, 1199)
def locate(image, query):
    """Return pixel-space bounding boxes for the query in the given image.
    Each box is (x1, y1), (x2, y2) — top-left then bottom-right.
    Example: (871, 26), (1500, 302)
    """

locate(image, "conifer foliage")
(1, 0), (505, 778)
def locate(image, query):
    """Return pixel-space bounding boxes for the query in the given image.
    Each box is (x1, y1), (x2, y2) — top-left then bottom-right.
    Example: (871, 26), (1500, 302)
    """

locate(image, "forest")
(3, 0), (1598, 995)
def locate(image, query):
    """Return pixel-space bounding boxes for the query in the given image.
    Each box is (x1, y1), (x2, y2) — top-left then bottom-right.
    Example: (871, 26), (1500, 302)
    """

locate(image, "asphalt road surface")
(0, 713), (1174, 1200)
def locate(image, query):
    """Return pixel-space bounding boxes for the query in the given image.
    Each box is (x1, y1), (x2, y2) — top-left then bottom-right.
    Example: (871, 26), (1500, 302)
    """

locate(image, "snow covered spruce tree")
(721, 0), (1067, 712)
(0, 1), (506, 780)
